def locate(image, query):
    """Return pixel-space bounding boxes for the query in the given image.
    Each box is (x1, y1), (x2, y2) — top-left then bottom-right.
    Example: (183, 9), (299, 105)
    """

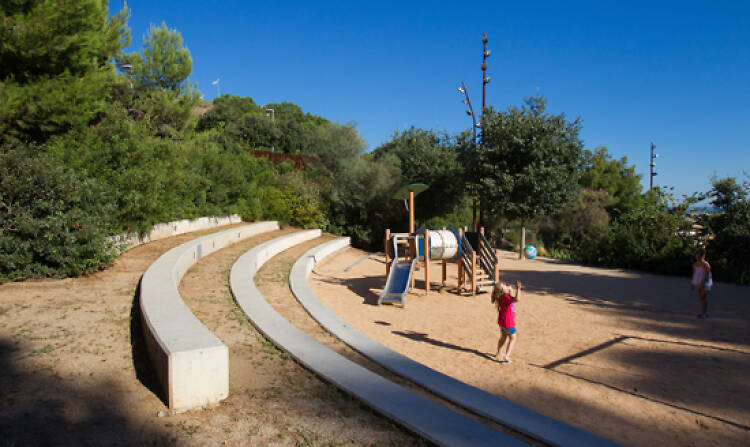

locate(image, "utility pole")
(458, 82), (478, 230)
(479, 33), (491, 229)
(650, 142), (658, 190)
(481, 33), (491, 114)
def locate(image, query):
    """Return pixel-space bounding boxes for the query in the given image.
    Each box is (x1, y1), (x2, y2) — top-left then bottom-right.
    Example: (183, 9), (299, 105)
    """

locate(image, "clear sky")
(110, 1), (749, 199)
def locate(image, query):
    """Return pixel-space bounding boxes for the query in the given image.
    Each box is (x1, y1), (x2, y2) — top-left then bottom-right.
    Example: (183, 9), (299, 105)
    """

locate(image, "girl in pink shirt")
(491, 280), (522, 364)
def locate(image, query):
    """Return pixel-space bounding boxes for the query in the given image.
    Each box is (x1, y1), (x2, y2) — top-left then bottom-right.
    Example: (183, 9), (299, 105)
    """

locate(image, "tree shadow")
(391, 330), (494, 361)
(130, 277), (168, 406)
(527, 334), (750, 432)
(500, 268), (750, 345)
(0, 338), (169, 446)
(315, 274), (383, 306)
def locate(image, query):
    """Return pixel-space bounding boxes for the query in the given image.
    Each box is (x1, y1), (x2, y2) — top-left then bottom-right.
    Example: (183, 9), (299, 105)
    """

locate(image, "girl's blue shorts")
(501, 326), (517, 335)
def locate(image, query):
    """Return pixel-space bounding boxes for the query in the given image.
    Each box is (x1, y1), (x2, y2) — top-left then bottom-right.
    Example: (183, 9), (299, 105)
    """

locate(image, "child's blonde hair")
(491, 283), (503, 305)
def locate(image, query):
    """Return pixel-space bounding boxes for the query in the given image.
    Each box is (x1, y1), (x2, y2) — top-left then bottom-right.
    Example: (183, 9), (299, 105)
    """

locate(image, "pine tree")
(0, 0), (130, 142)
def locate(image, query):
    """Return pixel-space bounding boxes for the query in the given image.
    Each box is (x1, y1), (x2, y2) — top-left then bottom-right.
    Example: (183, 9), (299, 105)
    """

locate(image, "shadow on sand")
(0, 337), (169, 446)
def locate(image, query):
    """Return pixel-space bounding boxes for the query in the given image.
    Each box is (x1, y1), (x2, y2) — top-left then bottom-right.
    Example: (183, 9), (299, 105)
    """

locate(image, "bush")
(0, 147), (116, 283)
(574, 189), (696, 275)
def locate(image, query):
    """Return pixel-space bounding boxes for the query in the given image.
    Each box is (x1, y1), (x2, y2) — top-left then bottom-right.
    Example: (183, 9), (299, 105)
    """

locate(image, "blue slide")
(378, 258), (416, 307)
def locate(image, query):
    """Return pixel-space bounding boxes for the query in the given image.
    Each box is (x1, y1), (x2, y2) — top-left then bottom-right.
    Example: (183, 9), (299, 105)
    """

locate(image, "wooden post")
(409, 190), (415, 234)
(457, 227), (464, 287)
(471, 251), (477, 295)
(424, 229), (430, 292)
(519, 222), (526, 260)
(385, 229), (391, 277)
(442, 260), (447, 286)
(494, 249), (501, 283)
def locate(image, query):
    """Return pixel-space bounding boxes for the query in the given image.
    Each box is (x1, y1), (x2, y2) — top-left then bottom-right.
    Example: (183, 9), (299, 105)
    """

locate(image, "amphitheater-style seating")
(230, 231), (527, 447)
(289, 238), (620, 447)
(139, 221), (278, 411)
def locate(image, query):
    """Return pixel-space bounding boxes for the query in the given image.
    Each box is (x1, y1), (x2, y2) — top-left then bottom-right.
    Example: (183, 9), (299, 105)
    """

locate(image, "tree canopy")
(579, 146), (643, 216)
(120, 22), (193, 94)
(470, 95), (584, 223)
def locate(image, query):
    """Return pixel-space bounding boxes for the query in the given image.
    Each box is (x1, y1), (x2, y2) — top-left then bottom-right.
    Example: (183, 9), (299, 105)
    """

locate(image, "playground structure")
(379, 184), (500, 307)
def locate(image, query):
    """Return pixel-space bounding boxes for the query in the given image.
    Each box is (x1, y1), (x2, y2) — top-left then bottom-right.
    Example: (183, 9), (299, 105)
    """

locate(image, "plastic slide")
(378, 258), (416, 307)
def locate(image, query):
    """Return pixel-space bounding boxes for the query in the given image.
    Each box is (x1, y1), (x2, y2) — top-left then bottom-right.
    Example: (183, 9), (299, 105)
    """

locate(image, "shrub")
(0, 146), (116, 283)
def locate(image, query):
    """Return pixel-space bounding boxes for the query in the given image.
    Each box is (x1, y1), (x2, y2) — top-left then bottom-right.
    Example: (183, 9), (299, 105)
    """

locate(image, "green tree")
(538, 189), (611, 252)
(470, 95), (584, 257)
(579, 146), (643, 216)
(372, 127), (464, 224)
(705, 176), (750, 283)
(0, 0), (129, 142)
(121, 22), (193, 94)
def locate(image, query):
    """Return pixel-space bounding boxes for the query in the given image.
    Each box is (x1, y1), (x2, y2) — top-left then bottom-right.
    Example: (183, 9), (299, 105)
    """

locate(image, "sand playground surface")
(310, 248), (750, 446)
(1, 225), (748, 446)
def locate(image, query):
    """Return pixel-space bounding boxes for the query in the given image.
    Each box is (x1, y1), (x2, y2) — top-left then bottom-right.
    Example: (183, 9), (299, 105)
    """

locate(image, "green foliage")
(704, 176), (750, 283)
(538, 189), (611, 251)
(0, 0), (129, 82)
(120, 22), (193, 94)
(0, 145), (116, 283)
(262, 184), (327, 229)
(579, 146), (643, 216)
(574, 189), (696, 275)
(470, 95), (584, 223)
(46, 107), (274, 233)
(372, 127), (465, 223)
(0, 0), (129, 143)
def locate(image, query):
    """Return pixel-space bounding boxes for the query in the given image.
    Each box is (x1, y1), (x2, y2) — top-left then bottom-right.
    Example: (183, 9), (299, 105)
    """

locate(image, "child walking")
(691, 247), (712, 319)
(491, 280), (522, 364)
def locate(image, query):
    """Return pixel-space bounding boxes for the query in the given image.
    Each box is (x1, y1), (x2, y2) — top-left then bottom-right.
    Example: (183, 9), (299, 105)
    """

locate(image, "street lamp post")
(650, 142), (658, 190)
(457, 34), (491, 232)
(458, 82), (479, 231)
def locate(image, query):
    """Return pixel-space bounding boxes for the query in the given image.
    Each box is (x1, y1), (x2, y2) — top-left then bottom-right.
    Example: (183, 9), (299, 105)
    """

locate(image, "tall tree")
(579, 146), (643, 216)
(0, 0), (130, 142)
(372, 127), (464, 224)
(705, 176), (750, 283)
(470, 95), (584, 257)
(122, 22), (193, 94)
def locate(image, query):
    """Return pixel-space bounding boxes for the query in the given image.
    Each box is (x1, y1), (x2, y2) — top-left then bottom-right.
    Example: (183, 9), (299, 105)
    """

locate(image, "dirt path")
(178, 230), (424, 446)
(0, 225), (419, 446)
(309, 249), (750, 447)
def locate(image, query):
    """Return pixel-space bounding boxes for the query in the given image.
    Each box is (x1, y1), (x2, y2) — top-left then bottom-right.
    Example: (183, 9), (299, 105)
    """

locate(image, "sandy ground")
(309, 249), (750, 447)
(0, 225), (421, 446)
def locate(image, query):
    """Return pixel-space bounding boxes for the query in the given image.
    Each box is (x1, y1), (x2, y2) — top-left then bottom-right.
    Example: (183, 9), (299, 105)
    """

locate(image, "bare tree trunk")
(519, 222), (526, 260)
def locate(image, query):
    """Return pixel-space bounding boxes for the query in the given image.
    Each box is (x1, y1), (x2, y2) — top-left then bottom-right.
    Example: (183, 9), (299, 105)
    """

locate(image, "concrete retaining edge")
(230, 232), (526, 447)
(290, 238), (620, 447)
(111, 214), (243, 253)
(139, 221), (279, 411)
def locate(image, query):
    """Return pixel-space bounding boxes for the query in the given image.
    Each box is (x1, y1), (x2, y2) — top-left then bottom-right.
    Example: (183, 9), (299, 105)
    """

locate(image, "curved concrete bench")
(290, 238), (620, 447)
(139, 221), (279, 411)
(111, 214), (243, 253)
(230, 232), (525, 447)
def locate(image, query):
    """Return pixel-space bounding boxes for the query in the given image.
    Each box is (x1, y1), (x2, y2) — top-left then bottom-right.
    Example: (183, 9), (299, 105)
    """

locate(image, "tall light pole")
(212, 78), (220, 97)
(458, 82), (478, 231)
(650, 142), (658, 190)
(457, 33), (491, 232)
(481, 33), (491, 114)
(480, 34), (491, 228)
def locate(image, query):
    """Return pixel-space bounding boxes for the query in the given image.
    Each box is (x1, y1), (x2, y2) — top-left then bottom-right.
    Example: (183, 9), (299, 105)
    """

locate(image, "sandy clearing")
(309, 248), (750, 447)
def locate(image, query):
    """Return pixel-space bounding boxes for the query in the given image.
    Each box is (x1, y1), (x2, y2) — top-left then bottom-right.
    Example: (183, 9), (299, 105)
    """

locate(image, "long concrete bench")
(229, 231), (527, 447)
(139, 221), (279, 411)
(111, 214), (243, 252)
(289, 238), (620, 447)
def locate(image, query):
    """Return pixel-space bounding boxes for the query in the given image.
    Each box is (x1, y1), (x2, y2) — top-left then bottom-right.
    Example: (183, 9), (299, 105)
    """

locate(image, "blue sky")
(110, 1), (749, 199)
